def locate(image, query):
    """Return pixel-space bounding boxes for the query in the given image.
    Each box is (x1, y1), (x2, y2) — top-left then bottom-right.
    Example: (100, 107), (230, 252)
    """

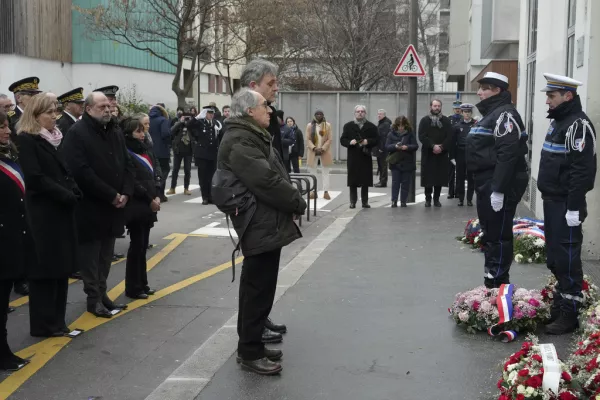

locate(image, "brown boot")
(183, 189), (192, 195)
(309, 191), (318, 199)
(166, 188), (176, 195)
(323, 191), (331, 200)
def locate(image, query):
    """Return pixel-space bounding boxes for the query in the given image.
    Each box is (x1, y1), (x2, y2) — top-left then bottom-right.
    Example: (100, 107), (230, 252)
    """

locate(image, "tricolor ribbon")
(128, 150), (153, 174)
(488, 283), (518, 342)
(0, 159), (25, 194)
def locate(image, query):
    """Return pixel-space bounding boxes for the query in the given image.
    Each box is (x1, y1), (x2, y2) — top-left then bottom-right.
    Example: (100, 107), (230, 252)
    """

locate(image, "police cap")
(57, 87), (85, 104)
(9, 77), (42, 94)
(93, 85), (119, 98)
(477, 72), (509, 90)
(541, 73), (583, 92)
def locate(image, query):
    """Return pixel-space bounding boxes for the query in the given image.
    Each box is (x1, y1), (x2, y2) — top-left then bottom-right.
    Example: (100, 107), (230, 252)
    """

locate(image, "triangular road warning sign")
(393, 44), (426, 77)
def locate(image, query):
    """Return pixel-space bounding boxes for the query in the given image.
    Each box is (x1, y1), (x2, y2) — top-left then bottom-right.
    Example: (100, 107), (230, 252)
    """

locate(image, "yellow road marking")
(0, 233), (241, 399)
(8, 258), (127, 309)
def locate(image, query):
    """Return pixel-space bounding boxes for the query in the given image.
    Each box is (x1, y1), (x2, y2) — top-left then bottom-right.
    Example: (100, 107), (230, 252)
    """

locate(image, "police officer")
(56, 88), (85, 138)
(466, 72), (529, 289)
(537, 73), (597, 335)
(7, 77), (42, 140)
(190, 106), (219, 205)
(447, 100), (462, 198)
(452, 103), (476, 207)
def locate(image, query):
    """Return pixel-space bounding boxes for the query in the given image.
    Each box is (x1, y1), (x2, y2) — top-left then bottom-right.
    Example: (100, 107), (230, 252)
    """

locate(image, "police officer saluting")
(190, 106), (219, 204)
(538, 73), (597, 335)
(56, 88), (85, 138)
(452, 103), (476, 207)
(466, 72), (529, 289)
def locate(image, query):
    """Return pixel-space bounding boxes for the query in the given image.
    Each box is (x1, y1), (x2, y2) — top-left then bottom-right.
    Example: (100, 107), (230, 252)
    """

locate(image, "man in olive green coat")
(217, 88), (306, 376)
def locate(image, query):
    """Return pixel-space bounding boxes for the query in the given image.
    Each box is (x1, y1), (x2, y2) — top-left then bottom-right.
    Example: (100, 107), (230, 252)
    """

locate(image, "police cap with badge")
(460, 103), (474, 111)
(477, 72), (510, 90)
(202, 105), (215, 113)
(452, 100), (462, 109)
(8, 77), (42, 94)
(540, 73), (582, 93)
(57, 87), (85, 105)
(93, 85), (119, 98)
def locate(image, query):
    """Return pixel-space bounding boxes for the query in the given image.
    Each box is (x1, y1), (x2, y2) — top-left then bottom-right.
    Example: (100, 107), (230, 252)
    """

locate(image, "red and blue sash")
(128, 151), (153, 174)
(487, 284), (517, 342)
(0, 159), (25, 194)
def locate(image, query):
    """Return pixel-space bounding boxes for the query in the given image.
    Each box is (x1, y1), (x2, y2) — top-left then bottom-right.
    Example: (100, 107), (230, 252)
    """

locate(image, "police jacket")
(450, 113), (462, 126)
(537, 95), (597, 210)
(190, 118), (219, 160)
(452, 118), (476, 154)
(465, 91), (528, 193)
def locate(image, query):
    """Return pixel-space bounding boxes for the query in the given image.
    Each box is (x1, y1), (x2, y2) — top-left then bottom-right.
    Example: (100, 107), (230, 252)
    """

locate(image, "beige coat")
(305, 121), (333, 168)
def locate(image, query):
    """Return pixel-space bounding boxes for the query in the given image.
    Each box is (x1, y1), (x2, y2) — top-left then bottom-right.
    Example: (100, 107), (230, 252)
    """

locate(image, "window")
(439, 32), (449, 52)
(439, 53), (449, 70)
(566, 0), (576, 76)
(527, 0), (538, 56)
(427, 34), (437, 47)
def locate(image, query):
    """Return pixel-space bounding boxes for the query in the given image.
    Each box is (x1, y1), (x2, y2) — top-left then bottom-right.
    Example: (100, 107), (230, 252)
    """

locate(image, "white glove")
(450, 159), (456, 166)
(565, 210), (581, 227)
(490, 192), (504, 212)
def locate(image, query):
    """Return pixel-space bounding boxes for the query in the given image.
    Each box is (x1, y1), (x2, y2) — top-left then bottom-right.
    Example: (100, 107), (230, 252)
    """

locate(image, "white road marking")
(190, 222), (237, 238)
(184, 196), (205, 204)
(314, 190), (341, 210)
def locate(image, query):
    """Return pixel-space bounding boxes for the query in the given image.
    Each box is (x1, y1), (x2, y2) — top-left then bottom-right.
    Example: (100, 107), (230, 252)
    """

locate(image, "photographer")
(340, 105), (378, 209)
(167, 112), (194, 196)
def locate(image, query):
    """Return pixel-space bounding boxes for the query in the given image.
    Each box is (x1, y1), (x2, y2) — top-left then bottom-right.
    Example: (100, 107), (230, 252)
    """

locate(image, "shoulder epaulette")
(7, 110), (15, 117)
(56, 114), (62, 120)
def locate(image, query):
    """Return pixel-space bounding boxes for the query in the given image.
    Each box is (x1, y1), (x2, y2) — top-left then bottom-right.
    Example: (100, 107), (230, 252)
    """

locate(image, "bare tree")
(74, 0), (250, 107)
(417, 0), (441, 91)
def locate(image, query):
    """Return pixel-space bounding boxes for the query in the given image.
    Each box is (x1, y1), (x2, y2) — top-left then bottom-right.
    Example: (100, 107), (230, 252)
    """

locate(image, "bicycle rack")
(290, 176), (311, 221)
(290, 173), (318, 217)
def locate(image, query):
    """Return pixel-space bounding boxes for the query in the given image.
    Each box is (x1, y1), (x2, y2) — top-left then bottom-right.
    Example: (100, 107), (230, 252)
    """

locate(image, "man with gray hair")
(216, 88), (306, 375)
(61, 92), (134, 318)
(374, 109), (392, 188)
(240, 59), (285, 161)
(0, 94), (13, 113)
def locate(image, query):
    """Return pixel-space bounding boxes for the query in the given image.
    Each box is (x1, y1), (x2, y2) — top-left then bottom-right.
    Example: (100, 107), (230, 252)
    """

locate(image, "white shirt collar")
(64, 111), (78, 122)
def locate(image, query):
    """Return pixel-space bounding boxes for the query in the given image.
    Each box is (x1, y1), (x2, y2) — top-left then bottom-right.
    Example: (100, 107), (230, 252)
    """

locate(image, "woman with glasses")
(15, 94), (81, 337)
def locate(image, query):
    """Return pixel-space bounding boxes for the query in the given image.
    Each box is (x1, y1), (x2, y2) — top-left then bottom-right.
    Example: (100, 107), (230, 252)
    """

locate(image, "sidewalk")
(154, 200), (574, 400)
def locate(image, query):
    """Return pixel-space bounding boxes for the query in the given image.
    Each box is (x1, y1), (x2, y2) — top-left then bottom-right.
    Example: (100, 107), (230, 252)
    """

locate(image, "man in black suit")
(56, 88), (85, 139)
(61, 92), (134, 318)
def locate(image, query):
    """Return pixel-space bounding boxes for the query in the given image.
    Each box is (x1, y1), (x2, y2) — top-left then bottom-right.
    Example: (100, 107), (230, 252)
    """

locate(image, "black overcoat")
(57, 112), (77, 142)
(340, 120), (378, 187)
(190, 118), (219, 160)
(0, 153), (30, 280)
(60, 113), (135, 243)
(16, 133), (80, 279)
(125, 137), (161, 226)
(418, 115), (453, 187)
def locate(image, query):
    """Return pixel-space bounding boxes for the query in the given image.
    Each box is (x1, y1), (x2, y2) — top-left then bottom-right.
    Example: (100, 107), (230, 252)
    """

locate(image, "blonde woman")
(15, 94), (81, 337)
(305, 110), (333, 200)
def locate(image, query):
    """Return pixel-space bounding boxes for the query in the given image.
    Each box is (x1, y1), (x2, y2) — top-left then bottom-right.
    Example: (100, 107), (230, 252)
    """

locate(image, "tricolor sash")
(488, 283), (517, 342)
(128, 150), (153, 174)
(0, 159), (25, 194)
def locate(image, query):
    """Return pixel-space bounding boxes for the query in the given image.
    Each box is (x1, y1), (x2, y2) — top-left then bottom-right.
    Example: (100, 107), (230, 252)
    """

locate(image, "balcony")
(480, 0), (520, 59)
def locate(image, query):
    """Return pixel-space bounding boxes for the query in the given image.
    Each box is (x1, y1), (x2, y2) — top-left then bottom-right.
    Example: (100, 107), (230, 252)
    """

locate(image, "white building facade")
(516, 0), (600, 258)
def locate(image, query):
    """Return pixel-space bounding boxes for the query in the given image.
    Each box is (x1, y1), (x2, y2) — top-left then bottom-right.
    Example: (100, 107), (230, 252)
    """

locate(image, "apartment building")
(516, 0), (600, 258)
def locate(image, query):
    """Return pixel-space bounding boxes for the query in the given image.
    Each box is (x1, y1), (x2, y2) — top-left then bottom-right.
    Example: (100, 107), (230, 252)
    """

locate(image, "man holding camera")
(340, 105), (379, 209)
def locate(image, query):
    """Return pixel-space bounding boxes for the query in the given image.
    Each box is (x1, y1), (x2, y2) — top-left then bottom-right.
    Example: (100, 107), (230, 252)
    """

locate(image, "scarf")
(429, 113), (443, 129)
(39, 127), (63, 148)
(355, 119), (365, 129)
(310, 119), (328, 145)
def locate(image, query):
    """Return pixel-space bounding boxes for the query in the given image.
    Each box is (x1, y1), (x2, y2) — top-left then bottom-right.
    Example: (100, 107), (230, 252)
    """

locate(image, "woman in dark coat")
(16, 94), (81, 338)
(418, 100), (453, 207)
(340, 105), (379, 208)
(0, 111), (31, 370)
(121, 117), (161, 299)
(385, 116), (419, 207)
(285, 117), (304, 173)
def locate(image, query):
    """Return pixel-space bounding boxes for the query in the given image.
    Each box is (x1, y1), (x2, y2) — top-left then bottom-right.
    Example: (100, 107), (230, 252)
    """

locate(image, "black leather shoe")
(30, 331), (64, 338)
(144, 287), (156, 295)
(126, 292), (149, 300)
(0, 356), (27, 371)
(391, 201), (398, 208)
(447, 195), (454, 199)
(457, 201), (464, 207)
(88, 303), (112, 318)
(401, 202), (407, 207)
(349, 203), (356, 209)
(13, 282), (29, 296)
(425, 201), (432, 207)
(114, 253), (125, 259)
(262, 328), (283, 344)
(265, 318), (287, 334)
(69, 271), (82, 280)
(467, 200), (473, 207)
(7, 307), (15, 314)
(111, 255), (120, 262)
(239, 357), (282, 375)
(60, 326), (70, 334)
(102, 296), (128, 311)
(434, 200), (442, 207)
(10, 354), (30, 366)
(237, 348), (283, 363)
(202, 199), (209, 205)
(374, 182), (386, 188)
(546, 311), (579, 335)
(362, 203), (371, 208)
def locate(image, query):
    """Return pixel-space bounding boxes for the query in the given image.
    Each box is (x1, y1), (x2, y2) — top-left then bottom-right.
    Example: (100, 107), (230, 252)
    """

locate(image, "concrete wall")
(447, 0), (470, 79)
